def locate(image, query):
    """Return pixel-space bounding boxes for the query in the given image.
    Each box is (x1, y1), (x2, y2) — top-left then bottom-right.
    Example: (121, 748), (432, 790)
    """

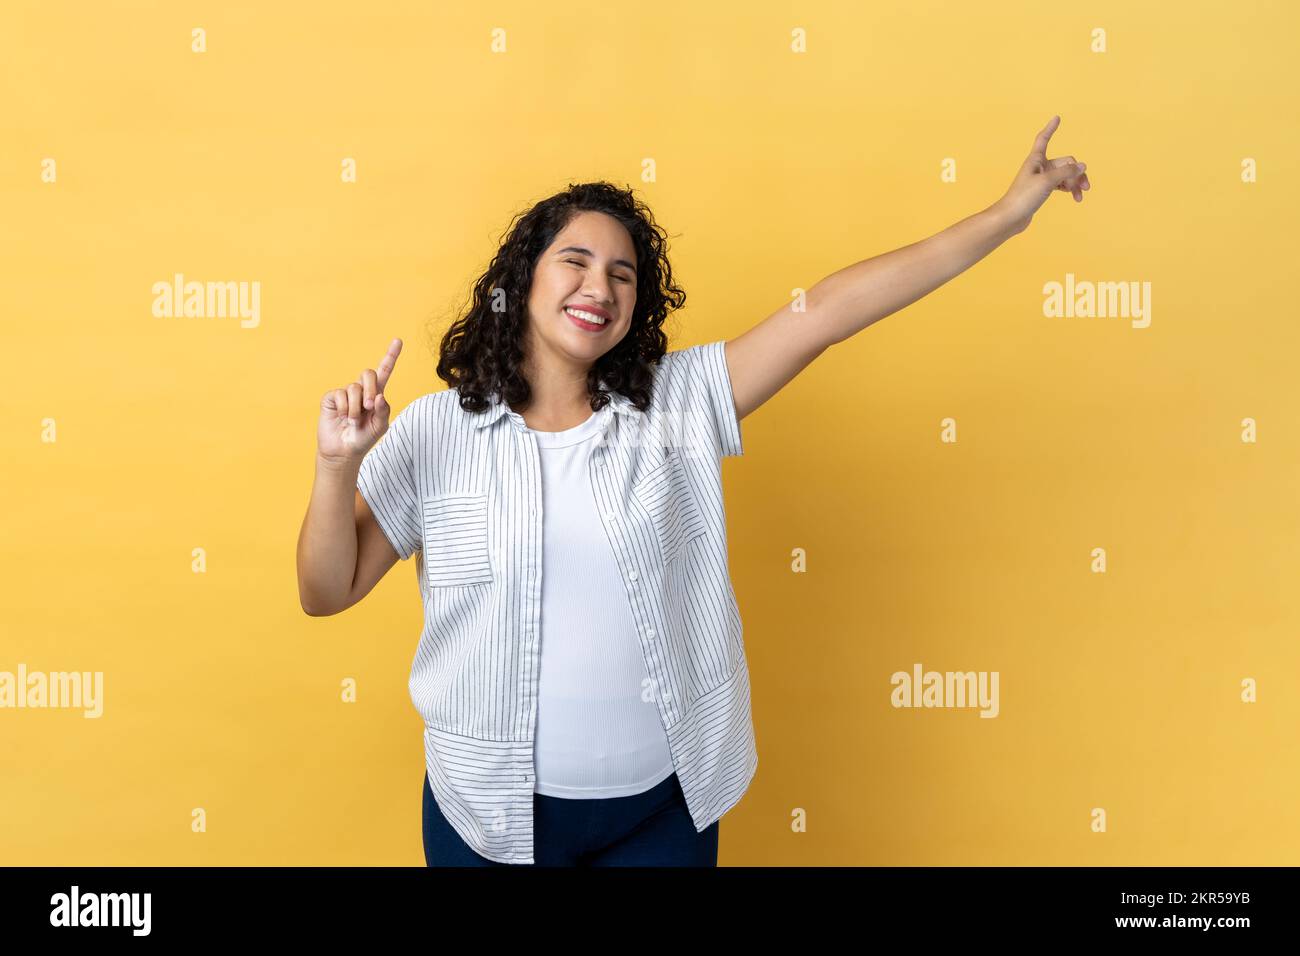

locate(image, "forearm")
(296, 454), (362, 615)
(811, 201), (1020, 345)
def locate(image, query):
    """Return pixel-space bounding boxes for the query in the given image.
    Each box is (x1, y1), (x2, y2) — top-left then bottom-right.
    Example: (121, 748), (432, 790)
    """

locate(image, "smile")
(564, 306), (610, 331)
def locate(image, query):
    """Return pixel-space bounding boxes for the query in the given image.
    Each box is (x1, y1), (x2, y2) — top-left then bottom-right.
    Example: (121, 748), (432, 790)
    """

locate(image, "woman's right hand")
(317, 338), (404, 465)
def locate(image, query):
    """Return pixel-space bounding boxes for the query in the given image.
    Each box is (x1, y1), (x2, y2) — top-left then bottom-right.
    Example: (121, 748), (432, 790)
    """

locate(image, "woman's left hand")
(994, 115), (1090, 235)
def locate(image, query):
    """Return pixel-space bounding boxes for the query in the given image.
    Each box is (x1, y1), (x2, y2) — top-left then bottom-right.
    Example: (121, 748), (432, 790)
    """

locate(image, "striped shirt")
(357, 339), (756, 864)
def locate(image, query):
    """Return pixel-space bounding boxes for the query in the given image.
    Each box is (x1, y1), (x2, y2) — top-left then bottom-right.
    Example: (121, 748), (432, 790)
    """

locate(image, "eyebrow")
(554, 246), (638, 274)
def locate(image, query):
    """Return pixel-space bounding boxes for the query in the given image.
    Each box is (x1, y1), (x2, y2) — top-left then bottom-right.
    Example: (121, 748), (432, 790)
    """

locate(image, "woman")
(296, 117), (1089, 866)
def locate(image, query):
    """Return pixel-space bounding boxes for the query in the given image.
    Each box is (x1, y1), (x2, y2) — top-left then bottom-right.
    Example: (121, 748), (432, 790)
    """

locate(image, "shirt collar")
(470, 385), (640, 430)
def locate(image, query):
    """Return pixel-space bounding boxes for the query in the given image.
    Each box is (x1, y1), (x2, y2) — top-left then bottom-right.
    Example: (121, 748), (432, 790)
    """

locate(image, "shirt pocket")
(421, 493), (494, 587)
(632, 454), (708, 567)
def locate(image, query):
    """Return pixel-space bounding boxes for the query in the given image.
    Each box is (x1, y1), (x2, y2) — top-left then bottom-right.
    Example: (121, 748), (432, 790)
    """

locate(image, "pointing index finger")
(1030, 115), (1061, 160)
(376, 338), (402, 392)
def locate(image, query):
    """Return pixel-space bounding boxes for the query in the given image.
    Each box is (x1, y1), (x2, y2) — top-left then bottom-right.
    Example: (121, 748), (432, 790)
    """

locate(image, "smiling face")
(524, 210), (638, 373)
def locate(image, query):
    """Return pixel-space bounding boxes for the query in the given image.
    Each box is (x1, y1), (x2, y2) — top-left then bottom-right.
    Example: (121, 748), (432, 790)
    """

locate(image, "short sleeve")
(677, 340), (744, 459)
(357, 401), (423, 561)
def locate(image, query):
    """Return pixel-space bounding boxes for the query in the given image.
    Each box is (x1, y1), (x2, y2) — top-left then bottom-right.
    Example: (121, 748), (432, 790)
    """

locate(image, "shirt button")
(647, 628), (656, 640)
(629, 570), (638, 582)
(604, 511), (615, 521)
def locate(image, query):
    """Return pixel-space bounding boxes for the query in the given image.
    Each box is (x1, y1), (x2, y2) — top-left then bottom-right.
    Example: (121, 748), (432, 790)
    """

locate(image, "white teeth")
(565, 307), (607, 326)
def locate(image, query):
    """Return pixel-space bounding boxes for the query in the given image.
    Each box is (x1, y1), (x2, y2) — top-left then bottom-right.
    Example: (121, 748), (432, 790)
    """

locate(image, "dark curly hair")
(433, 181), (686, 415)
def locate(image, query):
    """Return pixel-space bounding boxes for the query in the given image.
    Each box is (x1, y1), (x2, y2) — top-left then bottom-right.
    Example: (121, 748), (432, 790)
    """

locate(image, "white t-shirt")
(525, 405), (676, 798)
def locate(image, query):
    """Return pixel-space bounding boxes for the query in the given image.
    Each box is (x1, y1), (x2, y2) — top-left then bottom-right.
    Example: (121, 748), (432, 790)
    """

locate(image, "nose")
(576, 273), (617, 308)
(579, 282), (615, 309)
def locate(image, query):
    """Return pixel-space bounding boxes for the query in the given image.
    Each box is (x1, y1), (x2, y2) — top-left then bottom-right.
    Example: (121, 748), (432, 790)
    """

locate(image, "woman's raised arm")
(722, 116), (1090, 422)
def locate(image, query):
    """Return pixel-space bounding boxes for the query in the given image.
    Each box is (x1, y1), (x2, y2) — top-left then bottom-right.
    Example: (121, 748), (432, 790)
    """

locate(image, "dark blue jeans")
(422, 770), (719, 866)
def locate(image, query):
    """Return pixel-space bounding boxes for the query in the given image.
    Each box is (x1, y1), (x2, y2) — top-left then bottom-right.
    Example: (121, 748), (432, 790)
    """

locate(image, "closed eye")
(565, 259), (633, 283)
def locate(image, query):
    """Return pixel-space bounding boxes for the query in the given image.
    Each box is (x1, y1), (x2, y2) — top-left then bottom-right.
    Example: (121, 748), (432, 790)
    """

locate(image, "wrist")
(986, 198), (1028, 238)
(315, 451), (362, 477)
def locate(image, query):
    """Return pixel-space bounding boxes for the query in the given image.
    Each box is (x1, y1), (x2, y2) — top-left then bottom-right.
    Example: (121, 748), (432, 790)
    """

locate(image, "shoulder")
(382, 389), (462, 444)
(394, 388), (459, 420)
(398, 386), (514, 439)
(657, 340), (725, 375)
(651, 341), (727, 402)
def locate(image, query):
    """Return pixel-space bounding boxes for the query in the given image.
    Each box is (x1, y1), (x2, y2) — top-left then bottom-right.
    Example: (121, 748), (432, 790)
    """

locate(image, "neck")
(512, 351), (595, 431)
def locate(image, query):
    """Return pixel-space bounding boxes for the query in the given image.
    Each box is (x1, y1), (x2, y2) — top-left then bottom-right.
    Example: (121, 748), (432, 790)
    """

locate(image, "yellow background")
(3, 0), (1297, 865)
